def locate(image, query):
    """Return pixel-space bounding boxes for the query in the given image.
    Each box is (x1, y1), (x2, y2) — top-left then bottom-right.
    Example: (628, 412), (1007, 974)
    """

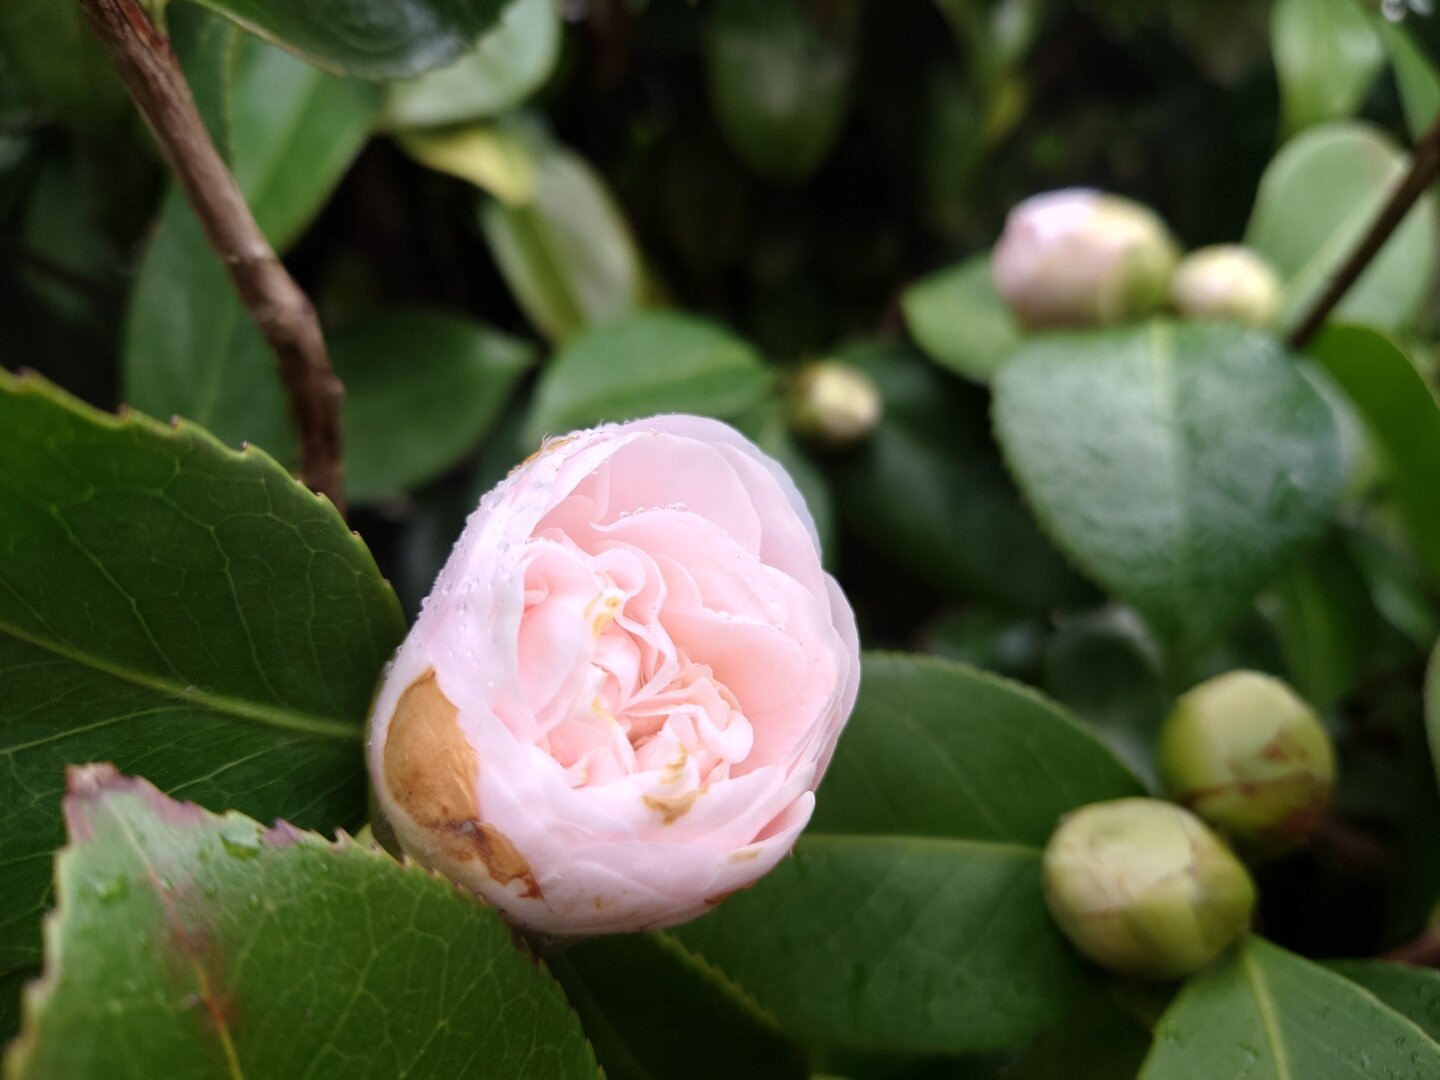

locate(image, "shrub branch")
(1288, 114), (1440, 351)
(77, 0), (346, 514)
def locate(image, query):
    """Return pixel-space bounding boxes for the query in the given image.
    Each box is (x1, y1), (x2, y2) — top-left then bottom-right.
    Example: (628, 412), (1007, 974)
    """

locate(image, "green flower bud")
(788, 360), (882, 447)
(992, 189), (1180, 329)
(1159, 671), (1336, 858)
(1043, 798), (1256, 980)
(1169, 245), (1282, 327)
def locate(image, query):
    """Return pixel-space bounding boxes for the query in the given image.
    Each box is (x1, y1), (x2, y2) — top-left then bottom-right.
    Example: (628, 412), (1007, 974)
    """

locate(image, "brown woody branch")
(78, 0), (346, 514)
(1288, 114), (1440, 352)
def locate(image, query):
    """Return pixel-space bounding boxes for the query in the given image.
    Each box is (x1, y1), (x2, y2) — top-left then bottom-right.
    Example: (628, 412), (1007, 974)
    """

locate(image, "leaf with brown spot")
(5, 766), (599, 1080)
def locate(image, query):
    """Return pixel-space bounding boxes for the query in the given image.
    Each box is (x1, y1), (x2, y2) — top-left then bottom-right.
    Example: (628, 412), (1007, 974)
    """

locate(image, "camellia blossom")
(368, 415), (861, 935)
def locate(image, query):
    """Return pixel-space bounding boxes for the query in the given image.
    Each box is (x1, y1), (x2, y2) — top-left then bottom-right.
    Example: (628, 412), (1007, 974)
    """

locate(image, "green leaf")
(123, 37), (382, 462)
(554, 933), (806, 1080)
(1271, 0), (1383, 135)
(1002, 991), (1154, 1080)
(992, 322), (1345, 647)
(1041, 607), (1166, 789)
(1140, 936), (1440, 1078)
(385, 0), (560, 129)
(330, 309), (535, 503)
(901, 254), (1020, 383)
(478, 128), (648, 343)
(832, 342), (1094, 613)
(1245, 121), (1439, 334)
(0, 371), (404, 986)
(5, 767), (598, 1079)
(523, 312), (773, 445)
(189, 0), (511, 79)
(672, 836), (1091, 1056)
(1326, 961), (1440, 1042)
(1379, 18), (1440, 139)
(809, 652), (1144, 843)
(1309, 325), (1440, 586)
(1265, 528), (1380, 710)
(670, 652), (1142, 1055)
(702, 0), (856, 184)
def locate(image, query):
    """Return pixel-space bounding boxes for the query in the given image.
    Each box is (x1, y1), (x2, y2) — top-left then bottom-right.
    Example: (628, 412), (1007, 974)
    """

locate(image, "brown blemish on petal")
(383, 672), (542, 900)
(729, 848), (760, 863)
(643, 786), (706, 825)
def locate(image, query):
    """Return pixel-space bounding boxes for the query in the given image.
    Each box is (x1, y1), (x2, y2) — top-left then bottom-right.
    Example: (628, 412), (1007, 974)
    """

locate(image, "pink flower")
(367, 415), (860, 935)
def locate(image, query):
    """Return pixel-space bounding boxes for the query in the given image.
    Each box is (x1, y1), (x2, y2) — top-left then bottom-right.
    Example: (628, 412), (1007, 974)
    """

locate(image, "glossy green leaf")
(1310, 325), (1440, 585)
(123, 37), (381, 462)
(6, 767), (598, 1079)
(1002, 991), (1153, 1080)
(1245, 122), (1438, 333)
(1379, 18), (1440, 139)
(702, 0), (856, 183)
(555, 933), (806, 1080)
(330, 309), (535, 503)
(1141, 936), (1440, 1078)
(1041, 607), (1166, 789)
(478, 129), (648, 343)
(1265, 528), (1380, 710)
(671, 653), (1141, 1055)
(523, 312), (773, 445)
(0, 371), (404, 988)
(1271, 0), (1383, 134)
(900, 254), (1020, 383)
(1327, 961), (1440, 1042)
(809, 652), (1144, 843)
(993, 322), (1345, 646)
(189, 0), (510, 79)
(833, 342), (1093, 613)
(385, 0), (560, 129)
(672, 836), (1091, 1056)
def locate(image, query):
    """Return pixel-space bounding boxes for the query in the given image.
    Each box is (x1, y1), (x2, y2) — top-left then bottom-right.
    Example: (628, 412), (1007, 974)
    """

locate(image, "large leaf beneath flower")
(1246, 122), (1438, 334)
(1140, 937), (1440, 1077)
(124, 34), (381, 462)
(702, 0), (856, 183)
(901, 254), (1020, 383)
(554, 933), (806, 1080)
(809, 652), (1144, 842)
(992, 322), (1344, 646)
(329, 309), (535, 503)
(1271, 0), (1383, 135)
(670, 653), (1142, 1056)
(1310, 325), (1440, 585)
(0, 373), (404, 990)
(384, 0), (560, 129)
(5, 767), (597, 1079)
(523, 313), (773, 446)
(833, 342), (1093, 613)
(189, 0), (511, 79)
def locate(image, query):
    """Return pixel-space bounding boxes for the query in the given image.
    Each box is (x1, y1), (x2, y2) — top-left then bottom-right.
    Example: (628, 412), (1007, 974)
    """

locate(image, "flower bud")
(991, 189), (1179, 329)
(368, 415), (860, 935)
(1169, 245), (1282, 327)
(788, 360), (882, 447)
(1159, 671), (1335, 858)
(1043, 798), (1255, 980)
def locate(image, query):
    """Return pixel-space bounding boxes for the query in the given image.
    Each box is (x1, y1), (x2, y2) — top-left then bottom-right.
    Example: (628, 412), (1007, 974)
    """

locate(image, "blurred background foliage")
(4, 0), (1440, 1030)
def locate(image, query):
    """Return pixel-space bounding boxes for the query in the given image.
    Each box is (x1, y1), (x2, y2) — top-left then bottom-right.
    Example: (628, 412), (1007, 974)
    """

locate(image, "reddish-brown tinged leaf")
(6, 766), (599, 1080)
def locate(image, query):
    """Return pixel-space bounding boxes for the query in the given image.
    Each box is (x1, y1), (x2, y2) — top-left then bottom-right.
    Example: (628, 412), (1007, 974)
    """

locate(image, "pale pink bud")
(368, 416), (860, 935)
(992, 188), (1179, 329)
(1169, 245), (1283, 328)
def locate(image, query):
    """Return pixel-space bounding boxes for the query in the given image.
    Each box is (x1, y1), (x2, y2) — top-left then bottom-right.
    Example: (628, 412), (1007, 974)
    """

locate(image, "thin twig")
(77, 0), (346, 514)
(1288, 114), (1440, 352)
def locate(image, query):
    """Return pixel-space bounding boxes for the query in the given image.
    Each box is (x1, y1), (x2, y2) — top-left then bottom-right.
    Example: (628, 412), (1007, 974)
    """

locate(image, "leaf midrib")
(0, 619), (359, 743)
